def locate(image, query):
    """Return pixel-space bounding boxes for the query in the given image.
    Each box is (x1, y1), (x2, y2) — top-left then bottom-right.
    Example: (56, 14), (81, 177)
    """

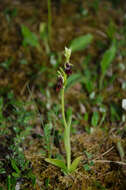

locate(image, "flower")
(65, 63), (72, 76)
(56, 76), (63, 92)
(64, 47), (71, 63)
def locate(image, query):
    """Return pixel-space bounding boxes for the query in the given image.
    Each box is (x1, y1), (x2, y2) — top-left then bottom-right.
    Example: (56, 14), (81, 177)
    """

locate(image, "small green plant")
(0, 93), (36, 190)
(21, 24), (41, 51)
(99, 42), (117, 89)
(45, 47), (82, 174)
(4, 8), (17, 22)
(1, 57), (13, 70)
(7, 158), (36, 190)
(91, 111), (100, 127)
(43, 123), (53, 158)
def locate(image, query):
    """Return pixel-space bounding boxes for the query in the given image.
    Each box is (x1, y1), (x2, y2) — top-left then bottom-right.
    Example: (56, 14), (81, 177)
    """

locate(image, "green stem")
(61, 88), (67, 129)
(47, 0), (52, 45)
(61, 88), (71, 170)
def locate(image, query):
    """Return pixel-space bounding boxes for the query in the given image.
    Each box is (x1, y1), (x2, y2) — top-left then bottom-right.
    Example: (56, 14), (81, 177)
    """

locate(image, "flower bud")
(56, 76), (63, 92)
(65, 63), (72, 76)
(64, 47), (71, 63)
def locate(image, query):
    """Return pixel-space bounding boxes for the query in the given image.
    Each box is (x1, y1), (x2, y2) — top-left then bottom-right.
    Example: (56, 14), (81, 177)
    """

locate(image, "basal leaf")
(45, 158), (67, 172)
(69, 34), (93, 52)
(69, 156), (82, 173)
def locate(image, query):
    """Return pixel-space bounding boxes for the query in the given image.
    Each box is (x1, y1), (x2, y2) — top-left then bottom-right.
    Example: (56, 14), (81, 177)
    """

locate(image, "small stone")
(122, 99), (126, 110)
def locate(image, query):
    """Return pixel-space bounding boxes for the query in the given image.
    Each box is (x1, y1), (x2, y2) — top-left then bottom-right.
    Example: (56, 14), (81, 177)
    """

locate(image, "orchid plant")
(45, 47), (82, 175)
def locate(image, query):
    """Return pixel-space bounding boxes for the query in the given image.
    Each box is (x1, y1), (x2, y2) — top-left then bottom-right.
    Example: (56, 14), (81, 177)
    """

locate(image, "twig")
(95, 146), (114, 160)
(93, 159), (126, 166)
(101, 146), (114, 157)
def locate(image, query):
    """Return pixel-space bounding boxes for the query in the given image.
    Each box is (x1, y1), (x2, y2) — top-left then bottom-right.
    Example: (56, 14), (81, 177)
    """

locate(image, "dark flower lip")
(56, 76), (63, 92)
(56, 86), (61, 92)
(58, 76), (63, 83)
(65, 63), (72, 76)
(56, 84), (62, 92)
(66, 63), (70, 68)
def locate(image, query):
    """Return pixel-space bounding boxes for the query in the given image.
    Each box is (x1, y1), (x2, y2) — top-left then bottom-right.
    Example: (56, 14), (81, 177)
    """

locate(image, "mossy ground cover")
(0, 0), (126, 189)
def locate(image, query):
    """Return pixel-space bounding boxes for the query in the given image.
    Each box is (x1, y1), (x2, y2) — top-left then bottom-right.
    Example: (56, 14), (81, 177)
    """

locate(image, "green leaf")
(39, 22), (48, 40)
(65, 73), (82, 91)
(45, 158), (67, 172)
(1, 57), (12, 70)
(69, 156), (82, 173)
(110, 102), (121, 122)
(100, 44), (116, 76)
(106, 20), (116, 40)
(27, 170), (36, 186)
(100, 43), (117, 89)
(45, 178), (50, 188)
(12, 172), (20, 178)
(117, 141), (125, 161)
(7, 175), (11, 190)
(84, 112), (88, 121)
(91, 111), (99, 127)
(83, 164), (91, 171)
(11, 159), (20, 174)
(0, 168), (6, 174)
(84, 151), (92, 159)
(84, 78), (94, 93)
(21, 24), (39, 47)
(69, 34), (93, 52)
(89, 161), (94, 166)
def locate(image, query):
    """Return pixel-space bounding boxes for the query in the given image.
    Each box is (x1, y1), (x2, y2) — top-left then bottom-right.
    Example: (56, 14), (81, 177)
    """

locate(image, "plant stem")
(61, 88), (71, 170)
(61, 88), (67, 129)
(47, 0), (52, 45)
